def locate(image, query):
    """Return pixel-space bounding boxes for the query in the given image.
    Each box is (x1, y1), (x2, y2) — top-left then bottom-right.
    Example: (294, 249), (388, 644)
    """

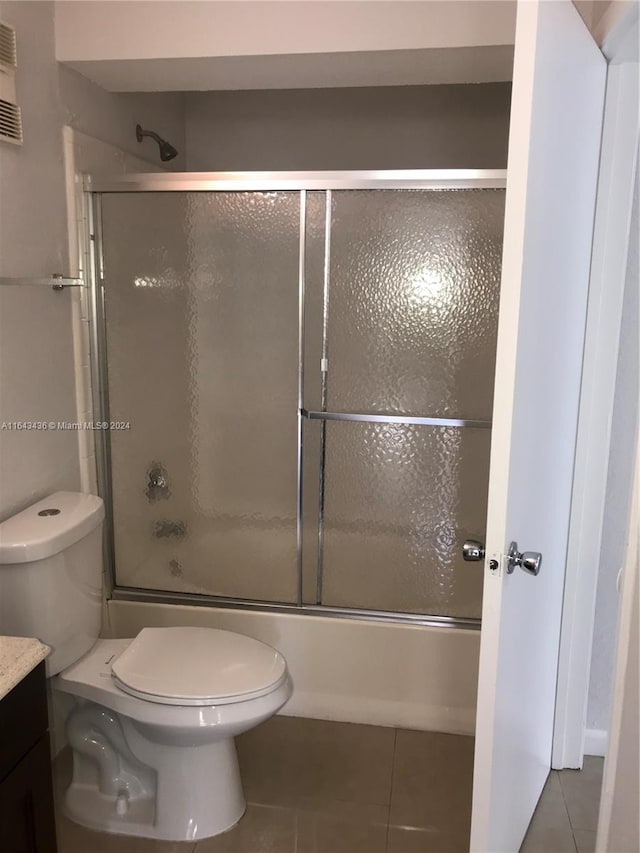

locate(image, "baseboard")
(585, 727), (608, 756)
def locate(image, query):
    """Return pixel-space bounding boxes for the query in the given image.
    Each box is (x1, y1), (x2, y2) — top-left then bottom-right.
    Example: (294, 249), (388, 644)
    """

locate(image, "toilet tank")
(0, 492), (105, 675)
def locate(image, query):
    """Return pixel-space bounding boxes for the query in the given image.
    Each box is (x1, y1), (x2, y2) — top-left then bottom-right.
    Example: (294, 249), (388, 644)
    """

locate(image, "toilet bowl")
(0, 493), (293, 843)
(54, 626), (292, 841)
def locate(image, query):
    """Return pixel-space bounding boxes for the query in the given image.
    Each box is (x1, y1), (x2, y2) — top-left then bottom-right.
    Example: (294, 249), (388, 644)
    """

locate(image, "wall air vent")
(0, 21), (17, 69)
(0, 20), (21, 145)
(0, 98), (22, 144)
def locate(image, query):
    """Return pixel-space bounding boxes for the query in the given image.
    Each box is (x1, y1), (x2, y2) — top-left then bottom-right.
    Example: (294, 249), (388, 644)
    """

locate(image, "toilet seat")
(54, 637), (292, 735)
(111, 626), (288, 706)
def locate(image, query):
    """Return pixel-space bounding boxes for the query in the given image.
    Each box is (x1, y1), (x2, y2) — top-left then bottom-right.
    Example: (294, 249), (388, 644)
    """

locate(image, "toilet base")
(65, 732), (246, 842)
(54, 640), (292, 841)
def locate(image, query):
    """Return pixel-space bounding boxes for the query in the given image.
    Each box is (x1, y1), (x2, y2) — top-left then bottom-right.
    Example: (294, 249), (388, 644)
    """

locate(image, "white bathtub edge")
(106, 599), (480, 735)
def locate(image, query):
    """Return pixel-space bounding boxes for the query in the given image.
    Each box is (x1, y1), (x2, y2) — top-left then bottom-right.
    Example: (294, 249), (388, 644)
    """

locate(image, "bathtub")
(105, 599), (480, 734)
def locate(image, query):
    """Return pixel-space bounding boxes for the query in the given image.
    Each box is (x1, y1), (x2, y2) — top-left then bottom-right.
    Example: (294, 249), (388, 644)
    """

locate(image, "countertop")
(0, 636), (50, 701)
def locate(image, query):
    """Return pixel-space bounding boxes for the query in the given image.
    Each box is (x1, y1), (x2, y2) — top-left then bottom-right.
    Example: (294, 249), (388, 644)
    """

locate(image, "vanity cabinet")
(0, 661), (57, 853)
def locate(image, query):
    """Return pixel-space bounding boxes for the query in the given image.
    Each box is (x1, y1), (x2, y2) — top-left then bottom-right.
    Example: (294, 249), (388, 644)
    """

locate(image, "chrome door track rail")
(0, 276), (84, 289)
(111, 586), (481, 630)
(302, 409), (491, 428)
(85, 169), (507, 193)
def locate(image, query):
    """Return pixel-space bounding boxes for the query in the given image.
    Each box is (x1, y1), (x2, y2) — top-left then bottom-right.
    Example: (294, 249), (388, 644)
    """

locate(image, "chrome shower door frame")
(86, 169), (506, 630)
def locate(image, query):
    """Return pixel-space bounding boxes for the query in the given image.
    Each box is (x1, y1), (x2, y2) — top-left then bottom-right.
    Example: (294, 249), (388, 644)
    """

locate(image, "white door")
(471, 2), (606, 851)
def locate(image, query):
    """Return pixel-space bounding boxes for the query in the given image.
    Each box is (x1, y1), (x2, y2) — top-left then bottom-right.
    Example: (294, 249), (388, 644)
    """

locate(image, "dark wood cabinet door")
(0, 734), (57, 853)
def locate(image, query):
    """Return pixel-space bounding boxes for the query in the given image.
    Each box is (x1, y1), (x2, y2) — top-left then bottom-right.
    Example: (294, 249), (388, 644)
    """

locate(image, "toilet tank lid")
(0, 492), (104, 564)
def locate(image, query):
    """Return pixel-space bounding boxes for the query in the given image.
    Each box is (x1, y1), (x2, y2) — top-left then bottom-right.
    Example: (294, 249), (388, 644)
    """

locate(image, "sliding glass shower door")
(100, 191), (301, 602)
(302, 190), (503, 618)
(95, 176), (504, 621)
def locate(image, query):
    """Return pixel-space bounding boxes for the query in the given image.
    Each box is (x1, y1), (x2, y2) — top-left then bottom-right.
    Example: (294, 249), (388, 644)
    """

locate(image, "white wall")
(186, 83), (511, 171)
(0, 1), (67, 280)
(573, 1), (634, 43)
(59, 66), (186, 170)
(0, 0), (80, 519)
(0, 1), (186, 522)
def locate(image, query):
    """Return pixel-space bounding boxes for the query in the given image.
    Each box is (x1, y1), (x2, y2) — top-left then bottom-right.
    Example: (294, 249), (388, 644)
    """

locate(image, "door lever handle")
(507, 541), (542, 576)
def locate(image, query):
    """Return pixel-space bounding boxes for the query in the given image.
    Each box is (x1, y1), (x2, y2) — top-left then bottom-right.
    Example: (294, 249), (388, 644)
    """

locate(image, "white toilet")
(0, 491), (292, 842)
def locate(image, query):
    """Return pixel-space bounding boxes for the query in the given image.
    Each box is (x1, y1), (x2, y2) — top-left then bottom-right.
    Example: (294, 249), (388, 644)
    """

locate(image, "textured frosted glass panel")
(321, 421), (490, 617)
(101, 191), (300, 602)
(326, 189), (504, 418)
(301, 418), (322, 604)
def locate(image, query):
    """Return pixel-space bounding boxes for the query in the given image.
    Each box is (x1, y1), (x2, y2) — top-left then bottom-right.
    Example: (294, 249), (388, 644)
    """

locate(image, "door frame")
(596, 433), (639, 851)
(552, 3), (639, 769)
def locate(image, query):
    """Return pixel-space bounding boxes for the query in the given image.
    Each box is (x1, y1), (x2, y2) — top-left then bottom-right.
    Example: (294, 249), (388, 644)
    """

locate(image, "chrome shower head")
(135, 124), (178, 162)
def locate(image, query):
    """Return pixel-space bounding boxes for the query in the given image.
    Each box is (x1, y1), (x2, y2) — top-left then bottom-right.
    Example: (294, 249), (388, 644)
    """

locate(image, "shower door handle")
(462, 540), (485, 561)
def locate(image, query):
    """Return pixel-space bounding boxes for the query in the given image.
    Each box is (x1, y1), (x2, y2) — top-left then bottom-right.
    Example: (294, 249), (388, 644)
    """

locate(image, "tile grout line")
(556, 771), (580, 853)
(557, 768), (592, 834)
(572, 827), (588, 853)
(571, 823), (580, 853)
(563, 759), (605, 835)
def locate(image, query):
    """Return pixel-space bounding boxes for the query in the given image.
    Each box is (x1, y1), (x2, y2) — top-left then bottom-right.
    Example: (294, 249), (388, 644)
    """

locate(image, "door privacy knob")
(463, 540), (485, 561)
(507, 541), (542, 576)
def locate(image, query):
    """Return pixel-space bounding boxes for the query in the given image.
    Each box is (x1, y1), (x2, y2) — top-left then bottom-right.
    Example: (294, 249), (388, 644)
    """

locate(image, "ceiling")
(55, 1), (516, 91)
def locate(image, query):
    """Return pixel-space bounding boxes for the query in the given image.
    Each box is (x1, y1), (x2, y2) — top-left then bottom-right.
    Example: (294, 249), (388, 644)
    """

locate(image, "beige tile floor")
(520, 757), (604, 853)
(53, 716), (602, 853)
